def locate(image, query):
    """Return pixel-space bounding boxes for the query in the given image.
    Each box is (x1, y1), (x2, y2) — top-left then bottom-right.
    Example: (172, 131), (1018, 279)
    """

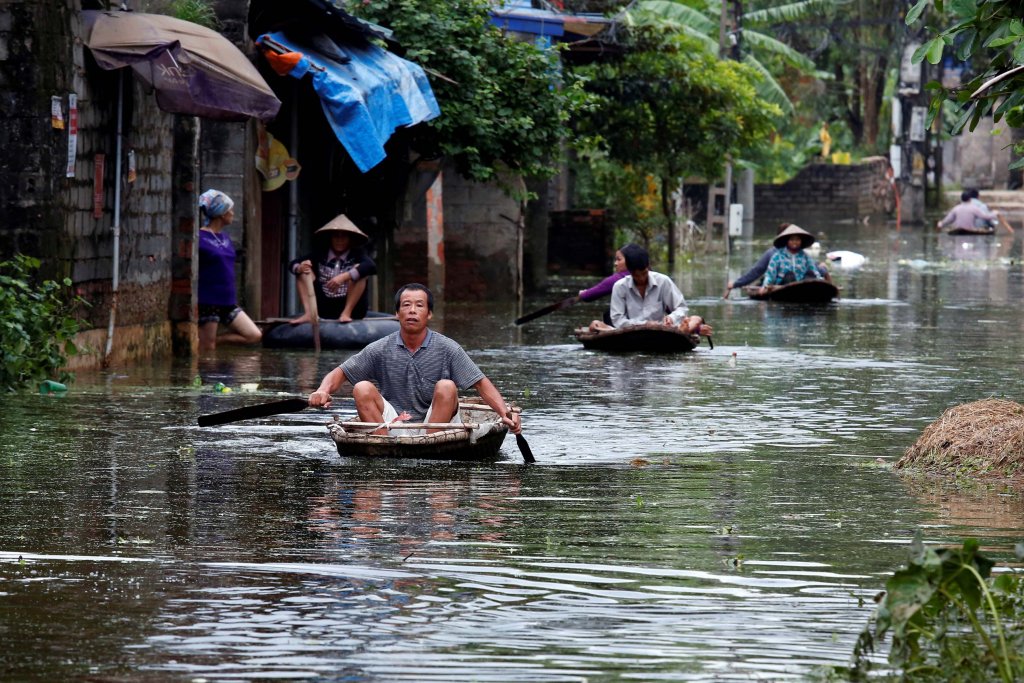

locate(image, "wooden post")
(426, 169), (445, 313)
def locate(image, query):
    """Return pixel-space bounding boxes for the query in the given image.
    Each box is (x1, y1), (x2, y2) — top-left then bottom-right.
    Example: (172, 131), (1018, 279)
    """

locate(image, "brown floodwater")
(2, 221), (1023, 681)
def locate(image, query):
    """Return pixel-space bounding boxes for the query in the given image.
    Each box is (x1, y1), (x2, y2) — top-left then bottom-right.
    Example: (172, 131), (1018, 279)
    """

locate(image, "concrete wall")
(395, 160), (522, 302)
(754, 157), (895, 230)
(942, 116), (1015, 190)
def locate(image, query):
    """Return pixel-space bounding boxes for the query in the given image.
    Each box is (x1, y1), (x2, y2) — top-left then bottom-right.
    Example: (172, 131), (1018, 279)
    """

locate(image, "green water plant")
(847, 535), (1024, 681)
(0, 255), (84, 392)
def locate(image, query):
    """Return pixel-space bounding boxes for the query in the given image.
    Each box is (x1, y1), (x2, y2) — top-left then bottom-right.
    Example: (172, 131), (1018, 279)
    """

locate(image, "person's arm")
(579, 272), (626, 301)
(289, 253), (314, 276)
(761, 253), (781, 289)
(974, 205), (999, 222)
(937, 208), (957, 228)
(472, 376), (521, 433)
(350, 251), (378, 282)
(609, 282), (638, 327)
(732, 248), (775, 289)
(662, 279), (689, 326)
(309, 366), (348, 407)
(801, 252), (822, 279)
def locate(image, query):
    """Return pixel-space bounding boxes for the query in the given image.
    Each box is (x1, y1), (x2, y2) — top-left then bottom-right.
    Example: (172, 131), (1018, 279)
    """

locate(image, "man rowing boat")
(308, 283), (522, 436)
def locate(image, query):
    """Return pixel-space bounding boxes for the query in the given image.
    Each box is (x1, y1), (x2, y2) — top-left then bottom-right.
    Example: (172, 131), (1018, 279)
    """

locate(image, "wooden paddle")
(997, 214), (1016, 235)
(197, 397), (310, 427)
(515, 295), (579, 326)
(508, 412), (536, 463)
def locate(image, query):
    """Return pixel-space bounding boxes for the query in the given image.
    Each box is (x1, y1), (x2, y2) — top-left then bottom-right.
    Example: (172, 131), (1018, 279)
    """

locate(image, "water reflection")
(1, 222), (1023, 680)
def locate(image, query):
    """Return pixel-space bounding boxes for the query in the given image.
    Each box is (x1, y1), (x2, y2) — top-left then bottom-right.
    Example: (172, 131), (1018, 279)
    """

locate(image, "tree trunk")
(662, 175), (676, 267)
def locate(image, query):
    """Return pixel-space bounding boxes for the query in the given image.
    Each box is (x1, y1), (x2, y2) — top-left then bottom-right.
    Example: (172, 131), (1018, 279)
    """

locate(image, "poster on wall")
(66, 94), (78, 177)
(909, 106), (928, 142)
(890, 145), (902, 178)
(51, 96), (65, 130)
(93, 154), (105, 219)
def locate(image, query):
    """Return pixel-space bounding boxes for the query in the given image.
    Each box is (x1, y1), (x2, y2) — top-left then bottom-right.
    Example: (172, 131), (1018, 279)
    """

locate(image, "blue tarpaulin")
(261, 31), (440, 173)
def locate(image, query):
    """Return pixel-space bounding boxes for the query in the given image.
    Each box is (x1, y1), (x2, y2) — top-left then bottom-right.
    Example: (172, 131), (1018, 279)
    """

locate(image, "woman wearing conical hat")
(289, 214), (377, 324)
(758, 224), (823, 295)
(723, 223), (830, 298)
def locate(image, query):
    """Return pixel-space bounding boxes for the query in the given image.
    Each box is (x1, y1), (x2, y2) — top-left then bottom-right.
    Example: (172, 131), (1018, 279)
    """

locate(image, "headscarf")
(620, 243), (649, 272)
(199, 189), (235, 226)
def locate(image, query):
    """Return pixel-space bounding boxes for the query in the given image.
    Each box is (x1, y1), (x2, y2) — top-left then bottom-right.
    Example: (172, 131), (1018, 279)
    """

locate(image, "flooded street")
(3, 221), (1024, 681)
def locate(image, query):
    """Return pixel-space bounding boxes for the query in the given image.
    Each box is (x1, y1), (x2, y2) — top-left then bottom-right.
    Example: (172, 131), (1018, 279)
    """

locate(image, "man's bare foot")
(289, 314), (311, 325)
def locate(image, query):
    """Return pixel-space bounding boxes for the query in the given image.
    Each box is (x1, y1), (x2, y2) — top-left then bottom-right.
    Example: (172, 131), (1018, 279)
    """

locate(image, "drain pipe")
(103, 71), (124, 366)
(286, 82), (300, 315)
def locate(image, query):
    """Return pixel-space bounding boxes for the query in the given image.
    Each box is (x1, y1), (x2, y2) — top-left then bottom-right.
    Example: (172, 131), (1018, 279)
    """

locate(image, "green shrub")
(844, 536), (1024, 682)
(0, 255), (86, 392)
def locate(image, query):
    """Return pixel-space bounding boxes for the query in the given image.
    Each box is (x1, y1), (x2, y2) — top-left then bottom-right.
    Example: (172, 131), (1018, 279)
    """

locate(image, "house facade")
(0, 0), (527, 371)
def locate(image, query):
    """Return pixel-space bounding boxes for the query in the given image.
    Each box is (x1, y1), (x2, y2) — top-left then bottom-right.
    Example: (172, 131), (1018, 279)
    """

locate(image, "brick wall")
(0, 0), (76, 262)
(754, 157), (895, 230)
(0, 0), (263, 369)
(1, 1), (180, 368)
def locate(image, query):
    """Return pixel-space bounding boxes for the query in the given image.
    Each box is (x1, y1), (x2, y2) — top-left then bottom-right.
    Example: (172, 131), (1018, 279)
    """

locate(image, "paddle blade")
(515, 433), (536, 463)
(198, 397), (309, 427)
(514, 296), (578, 326)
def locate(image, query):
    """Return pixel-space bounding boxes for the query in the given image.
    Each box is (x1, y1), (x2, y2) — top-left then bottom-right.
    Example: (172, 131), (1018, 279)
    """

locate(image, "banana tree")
(629, 0), (827, 114)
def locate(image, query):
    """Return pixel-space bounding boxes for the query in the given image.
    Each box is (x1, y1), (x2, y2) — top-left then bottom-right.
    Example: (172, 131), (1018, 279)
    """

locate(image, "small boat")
(946, 226), (995, 236)
(744, 280), (839, 303)
(574, 322), (699, 353)
(260, 314), (399, 350)
(327, 400), (512, 461)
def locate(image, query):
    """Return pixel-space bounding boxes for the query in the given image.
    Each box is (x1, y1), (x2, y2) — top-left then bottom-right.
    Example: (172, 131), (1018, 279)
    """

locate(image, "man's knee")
(353, 380), (380, 400)
(434, 379), (457, 400)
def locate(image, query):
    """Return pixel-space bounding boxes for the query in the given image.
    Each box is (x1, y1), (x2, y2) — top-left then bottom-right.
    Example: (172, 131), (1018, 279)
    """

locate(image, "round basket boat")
(574, 322), (699, 353)
(261, 315), (399, 350)
(327, 401), (512, 461)
(946, 226), (995, 236)
(744, 280), (839, 303)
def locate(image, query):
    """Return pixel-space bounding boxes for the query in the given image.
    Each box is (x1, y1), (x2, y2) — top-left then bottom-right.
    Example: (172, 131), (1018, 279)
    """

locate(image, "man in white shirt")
(589, 245), (712, 337)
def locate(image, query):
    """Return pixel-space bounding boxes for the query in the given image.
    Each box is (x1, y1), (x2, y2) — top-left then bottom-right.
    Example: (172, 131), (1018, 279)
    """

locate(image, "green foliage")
(572, 154), (663, 244)
(0, 255), (85, 392)
(633, 0), (824, 114)
(572, 29), (778, 245)
(348, 0), (588, 183)
(575, 31), (780, 182)
(169, 0), (219, 29)
(847, 536), (1024, 682)
(907, 0), (1024, 167)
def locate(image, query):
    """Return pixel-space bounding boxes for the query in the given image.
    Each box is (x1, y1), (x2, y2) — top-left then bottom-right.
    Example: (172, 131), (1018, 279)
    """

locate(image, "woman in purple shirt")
(197, 189), (262, 352)
(581, 244), (633, 328)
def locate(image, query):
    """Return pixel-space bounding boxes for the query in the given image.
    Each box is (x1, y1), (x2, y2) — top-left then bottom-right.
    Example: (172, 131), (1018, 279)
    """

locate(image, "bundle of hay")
(897, 399), (1024, 479)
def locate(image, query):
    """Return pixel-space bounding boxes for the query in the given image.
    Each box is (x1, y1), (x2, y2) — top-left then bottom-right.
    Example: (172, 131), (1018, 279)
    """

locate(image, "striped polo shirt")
(340, 329), (485, 421)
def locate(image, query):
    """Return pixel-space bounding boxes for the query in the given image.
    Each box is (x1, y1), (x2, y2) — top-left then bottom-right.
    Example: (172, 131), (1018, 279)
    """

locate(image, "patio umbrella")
(80, 10), (281, 362)
(81, 9), (281, 121)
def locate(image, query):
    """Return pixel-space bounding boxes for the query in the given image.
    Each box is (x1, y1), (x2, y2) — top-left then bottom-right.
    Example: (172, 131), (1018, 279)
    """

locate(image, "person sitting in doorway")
(758, 224), (823, 294)
(588, 245), (712, 337)
(289, 214), (377, 324)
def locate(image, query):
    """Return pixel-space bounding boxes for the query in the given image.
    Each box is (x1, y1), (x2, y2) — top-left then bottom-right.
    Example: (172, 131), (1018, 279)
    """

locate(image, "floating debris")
(897, 399), (1024, 481)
